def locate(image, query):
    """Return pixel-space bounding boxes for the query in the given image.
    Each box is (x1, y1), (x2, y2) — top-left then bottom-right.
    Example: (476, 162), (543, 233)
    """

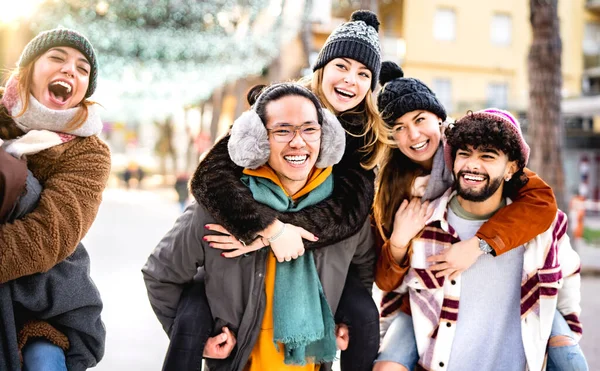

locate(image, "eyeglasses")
(266, 124), (322, 143)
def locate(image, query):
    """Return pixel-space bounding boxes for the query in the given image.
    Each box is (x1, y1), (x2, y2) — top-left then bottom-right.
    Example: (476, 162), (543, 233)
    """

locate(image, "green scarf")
(241, 174), (338, 365)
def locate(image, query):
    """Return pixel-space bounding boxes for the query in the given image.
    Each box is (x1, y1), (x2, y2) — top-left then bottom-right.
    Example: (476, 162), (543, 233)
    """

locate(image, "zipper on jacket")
(231, 248), (268, 370)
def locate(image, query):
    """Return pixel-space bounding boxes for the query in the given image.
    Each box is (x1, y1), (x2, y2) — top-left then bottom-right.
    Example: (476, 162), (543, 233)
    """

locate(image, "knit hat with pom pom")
(312, 10), (381, 90)
(377, 60), (447, 125)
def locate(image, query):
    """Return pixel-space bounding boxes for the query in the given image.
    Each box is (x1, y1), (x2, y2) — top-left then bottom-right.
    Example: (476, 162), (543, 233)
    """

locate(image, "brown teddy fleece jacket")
(0, 110), (110, 352)
(0, 115), (110, 283)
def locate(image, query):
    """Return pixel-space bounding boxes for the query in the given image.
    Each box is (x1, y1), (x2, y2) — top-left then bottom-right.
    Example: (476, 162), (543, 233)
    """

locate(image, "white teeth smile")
(334, 88), (355, 98)
(411, 141), (428, 150)
(464, 174), (485, 181)
(51, 81), (72, 93)
(284, 155), (308, 164)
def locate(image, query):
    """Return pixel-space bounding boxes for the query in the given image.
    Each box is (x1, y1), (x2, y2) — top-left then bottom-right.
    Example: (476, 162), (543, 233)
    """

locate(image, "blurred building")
(306, 0), (600, 201)
(563, 1), (600, 201)
(309, 0), (582, 115)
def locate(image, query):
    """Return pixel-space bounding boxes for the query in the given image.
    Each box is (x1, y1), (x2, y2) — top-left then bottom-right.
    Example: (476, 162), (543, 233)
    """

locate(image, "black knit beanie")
(312, 10), (381, 90)
(17, 28), (98, 98)
(377, 61), (447, 125)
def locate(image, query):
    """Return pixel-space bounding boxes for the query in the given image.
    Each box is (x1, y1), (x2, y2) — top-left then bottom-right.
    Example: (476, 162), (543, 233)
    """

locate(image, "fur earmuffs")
(228, 107), (346, 169)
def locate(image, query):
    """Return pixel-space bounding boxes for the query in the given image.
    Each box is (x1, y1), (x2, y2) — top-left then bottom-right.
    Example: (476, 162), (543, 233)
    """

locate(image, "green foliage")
(583, 227), (600, 246)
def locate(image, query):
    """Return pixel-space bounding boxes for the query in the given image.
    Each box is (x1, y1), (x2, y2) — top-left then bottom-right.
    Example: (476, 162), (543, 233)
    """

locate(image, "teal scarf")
(241, 174), (338, 365)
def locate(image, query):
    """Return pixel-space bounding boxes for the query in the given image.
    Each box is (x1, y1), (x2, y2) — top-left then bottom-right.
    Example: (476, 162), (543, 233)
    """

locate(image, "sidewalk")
(578, 216), (600, 275)
(578, 241), (600, 275)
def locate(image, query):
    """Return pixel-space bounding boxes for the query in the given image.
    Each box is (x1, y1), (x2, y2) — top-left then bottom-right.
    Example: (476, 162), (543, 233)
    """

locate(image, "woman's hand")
(411, 175), (430, 198)
(260, 220), (318, 263)
(389, 198), (433, 250)
(205, 221), (318, 261)
(204, 224), (267, 258)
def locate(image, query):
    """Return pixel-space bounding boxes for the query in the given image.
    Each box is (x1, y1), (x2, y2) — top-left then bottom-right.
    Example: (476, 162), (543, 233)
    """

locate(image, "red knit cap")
(444, 108), (530, 171)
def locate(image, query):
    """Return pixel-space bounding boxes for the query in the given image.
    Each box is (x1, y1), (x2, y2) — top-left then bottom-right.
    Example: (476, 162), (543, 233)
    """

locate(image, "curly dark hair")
(445, 112), (529, 196)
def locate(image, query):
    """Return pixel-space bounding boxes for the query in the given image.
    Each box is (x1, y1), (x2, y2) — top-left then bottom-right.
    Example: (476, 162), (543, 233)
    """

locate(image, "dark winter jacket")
(191, 113), (375, 245)
(143, 199), (375, 371)
(0, 171), (105, 371)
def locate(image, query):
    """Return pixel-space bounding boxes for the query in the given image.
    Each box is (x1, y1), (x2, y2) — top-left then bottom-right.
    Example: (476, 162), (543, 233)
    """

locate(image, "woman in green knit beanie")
(0, 27), (108, 370)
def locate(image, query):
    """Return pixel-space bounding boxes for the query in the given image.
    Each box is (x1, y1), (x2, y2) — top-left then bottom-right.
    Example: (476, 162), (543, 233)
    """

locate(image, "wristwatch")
(478, 238), (493, 254)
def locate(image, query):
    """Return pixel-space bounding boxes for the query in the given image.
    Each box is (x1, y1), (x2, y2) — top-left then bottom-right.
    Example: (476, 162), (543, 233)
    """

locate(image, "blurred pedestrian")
(174, 172), (190, 211)
(0, 27), (109, 370)
(123, 160), (145, 189)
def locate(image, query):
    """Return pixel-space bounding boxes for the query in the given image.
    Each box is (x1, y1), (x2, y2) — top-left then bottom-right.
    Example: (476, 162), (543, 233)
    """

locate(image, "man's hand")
(203, 327), (236, 359)
(335, 324), (349, 351)
(427, 236), (483, 280)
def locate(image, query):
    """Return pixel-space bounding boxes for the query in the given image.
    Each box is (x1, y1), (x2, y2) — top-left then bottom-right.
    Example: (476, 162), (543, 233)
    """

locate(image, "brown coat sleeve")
(374, 222), (413, 292)
(0, 147), (27, 223)
(476, 167), (557, 256)
(18, 320), (70, 352)
(0, 136), (110, 283)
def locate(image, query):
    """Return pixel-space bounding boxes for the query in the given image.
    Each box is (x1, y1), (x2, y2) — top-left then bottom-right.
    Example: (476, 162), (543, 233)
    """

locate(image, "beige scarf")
(1, 76), (102, 158)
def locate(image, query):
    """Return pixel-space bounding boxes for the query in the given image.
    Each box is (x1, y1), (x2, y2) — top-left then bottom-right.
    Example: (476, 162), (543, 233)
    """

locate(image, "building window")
(432, 78), (453, 113)
(487, 83), (508, 109)
(433, 9), (456, 41)
(490, 13), (512, 46)
(584, 22), (600, 70)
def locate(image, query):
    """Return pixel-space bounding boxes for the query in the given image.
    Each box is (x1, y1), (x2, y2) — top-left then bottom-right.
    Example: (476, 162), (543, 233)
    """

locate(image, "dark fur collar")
(191, 134), (374, 247)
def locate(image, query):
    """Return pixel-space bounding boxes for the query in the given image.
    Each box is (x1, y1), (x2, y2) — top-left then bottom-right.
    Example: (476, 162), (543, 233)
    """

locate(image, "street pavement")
(84, 187), (600, 370)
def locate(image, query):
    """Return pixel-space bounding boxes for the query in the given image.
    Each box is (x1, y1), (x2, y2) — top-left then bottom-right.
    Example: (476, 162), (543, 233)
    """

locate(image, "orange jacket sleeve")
(476, 168), (557, 256)
(375, 238), (413, 292)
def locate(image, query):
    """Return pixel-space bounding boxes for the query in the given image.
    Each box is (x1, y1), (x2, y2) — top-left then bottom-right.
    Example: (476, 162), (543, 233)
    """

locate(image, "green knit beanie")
(17, 28), (98, 98)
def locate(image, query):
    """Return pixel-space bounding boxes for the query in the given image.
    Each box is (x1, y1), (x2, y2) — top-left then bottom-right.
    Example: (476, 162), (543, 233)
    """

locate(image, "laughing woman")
(0, 28), (109, 370)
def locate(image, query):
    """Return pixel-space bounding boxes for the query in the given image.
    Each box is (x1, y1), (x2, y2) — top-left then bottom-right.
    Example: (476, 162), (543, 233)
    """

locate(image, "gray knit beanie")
(18, 28), (98, 98)
(312, 10), (381, 90)
(377, 61), (447, 125)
